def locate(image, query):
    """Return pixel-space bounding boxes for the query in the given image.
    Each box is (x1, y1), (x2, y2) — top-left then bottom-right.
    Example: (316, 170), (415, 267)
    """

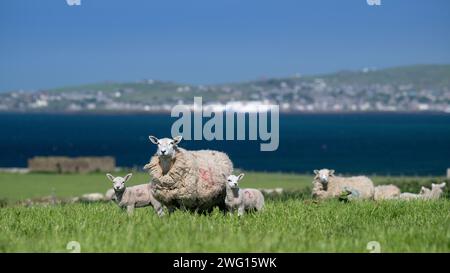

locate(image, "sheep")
(374, 185), (401, 200)
(79, 193), (105, 202)
(422, 182), (446, 200)
(398, 186), (432, 200)
(224, 174), (264, 216)
(106, 173), (164, 216)
(144, 135), (233, 212)
(311, 169), (375, 200)
(104, 188), (116, 201)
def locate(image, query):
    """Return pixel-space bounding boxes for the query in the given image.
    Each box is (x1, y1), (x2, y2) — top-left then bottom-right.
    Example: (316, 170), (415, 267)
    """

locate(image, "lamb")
(398, 186), (432, 200)
(398, 183), (438, 200)
(106, 173), (164, 216)
(374, 185), (401, 200)
(421, 182), (446, 200)
(143, 135), (233, 212)
(311, 169), (375, 200)
(224, 174), (264, 216)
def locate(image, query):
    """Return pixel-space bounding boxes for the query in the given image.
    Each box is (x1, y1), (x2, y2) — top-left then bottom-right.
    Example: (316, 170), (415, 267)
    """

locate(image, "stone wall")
(28, 156), (115, 173)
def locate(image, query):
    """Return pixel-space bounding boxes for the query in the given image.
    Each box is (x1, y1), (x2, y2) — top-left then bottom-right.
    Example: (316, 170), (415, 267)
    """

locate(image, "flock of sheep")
(103, 135), (447, 216)
(312, 168), (446, 201)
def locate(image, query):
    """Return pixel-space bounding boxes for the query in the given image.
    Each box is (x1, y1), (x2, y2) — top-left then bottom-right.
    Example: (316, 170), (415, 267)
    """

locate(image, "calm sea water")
(0, 113), (449, 176)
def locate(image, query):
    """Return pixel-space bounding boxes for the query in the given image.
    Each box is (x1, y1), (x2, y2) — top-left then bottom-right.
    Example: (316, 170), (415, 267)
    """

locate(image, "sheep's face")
(106, 173), (132, 192)
(226, 173), (245, 189)
(431, 182), (446, 192)
(313, 169), (335, 184)
(149, 135), (182, 158)
(420, 186), (431, 195)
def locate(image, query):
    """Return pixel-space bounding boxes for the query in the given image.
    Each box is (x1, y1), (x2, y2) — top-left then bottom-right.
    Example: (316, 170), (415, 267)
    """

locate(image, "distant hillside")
(1, 64), (449, 113)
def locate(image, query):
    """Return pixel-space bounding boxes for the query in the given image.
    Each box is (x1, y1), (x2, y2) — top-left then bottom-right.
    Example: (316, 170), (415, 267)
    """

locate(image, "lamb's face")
(419, 186), (431, 195)
(431, 182), (446, 193)
(313, 169), (335, 184)
(226, 174), (244, 189)
(106, 173), (132, 192)
(149, 135), (182, 158)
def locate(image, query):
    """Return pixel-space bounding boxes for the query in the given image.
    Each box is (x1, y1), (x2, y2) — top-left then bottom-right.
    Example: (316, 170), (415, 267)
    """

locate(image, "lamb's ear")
(222, 173), (228, 180)
(439, 182), (446, 188)
(124, 173), (133, 182)
(238, 173), (245, 181)
(149, 135), (159, 145)
(173, 135), (183, 145)
(106, 173), (115, 182)
(329, 170), (335, 176)
(313, 170), (319, 175)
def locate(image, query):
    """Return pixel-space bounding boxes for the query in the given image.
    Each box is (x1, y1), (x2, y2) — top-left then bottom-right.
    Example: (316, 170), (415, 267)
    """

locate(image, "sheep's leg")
(154, 205), (165, 217)
(228, 208), (235, 217)
(127, 205), (134, 215)
(237, 206), (245, 217)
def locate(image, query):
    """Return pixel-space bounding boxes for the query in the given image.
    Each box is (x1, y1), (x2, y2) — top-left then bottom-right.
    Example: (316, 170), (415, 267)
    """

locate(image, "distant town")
(1, 64), (449, 113)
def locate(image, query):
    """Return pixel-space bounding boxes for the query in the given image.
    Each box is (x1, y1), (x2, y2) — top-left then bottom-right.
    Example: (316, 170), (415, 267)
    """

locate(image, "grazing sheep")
(224, 174), (264, 216)
(422, 182), (446, 200)
(144, 135), (233, 212)
(374, 185), (401, 200)
(311, 169), (375, 200)
(106, 173), (164, 216)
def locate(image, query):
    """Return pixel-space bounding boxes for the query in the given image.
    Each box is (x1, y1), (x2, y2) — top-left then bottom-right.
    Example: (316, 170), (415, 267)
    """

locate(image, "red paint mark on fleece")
(199, 168), (212, 185)
(245, 190), (253, 199)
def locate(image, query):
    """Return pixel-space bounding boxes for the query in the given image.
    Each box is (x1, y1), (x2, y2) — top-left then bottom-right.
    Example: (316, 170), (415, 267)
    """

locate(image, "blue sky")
(0, 0), (449, 91)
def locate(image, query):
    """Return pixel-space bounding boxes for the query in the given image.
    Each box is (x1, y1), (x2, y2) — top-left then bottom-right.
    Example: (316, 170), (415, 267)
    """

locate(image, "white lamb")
(421, 182), (446, 200)
(224, 173), (265, 216)
(311, 169), (375, 200)
(106, 173), (164, 216)
(398, 186), (432, 200)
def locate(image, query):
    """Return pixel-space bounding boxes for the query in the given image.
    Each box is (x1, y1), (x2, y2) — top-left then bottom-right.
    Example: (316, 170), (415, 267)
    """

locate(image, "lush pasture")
(0, 172), (449, 252)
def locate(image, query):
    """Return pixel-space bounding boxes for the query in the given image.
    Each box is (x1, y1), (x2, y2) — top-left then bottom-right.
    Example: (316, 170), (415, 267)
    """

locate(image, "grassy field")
(0, 172), (449, 252)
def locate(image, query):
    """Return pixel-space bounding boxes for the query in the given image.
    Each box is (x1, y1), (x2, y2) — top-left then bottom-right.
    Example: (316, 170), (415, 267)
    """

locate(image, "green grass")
(0, 172), (449, 252)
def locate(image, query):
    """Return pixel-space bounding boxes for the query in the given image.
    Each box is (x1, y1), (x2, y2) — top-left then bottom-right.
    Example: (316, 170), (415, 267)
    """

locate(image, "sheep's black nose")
(161, 149), (166, 154)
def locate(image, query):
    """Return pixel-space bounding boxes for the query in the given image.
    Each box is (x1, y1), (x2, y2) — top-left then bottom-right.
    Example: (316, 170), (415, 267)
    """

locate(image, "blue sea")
(1, 113), (449, 176)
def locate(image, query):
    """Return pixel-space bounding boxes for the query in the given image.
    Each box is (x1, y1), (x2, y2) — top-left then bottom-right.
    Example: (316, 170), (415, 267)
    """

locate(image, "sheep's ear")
(124, 173), (133, 182)
(173, 135), (183, 145)
(106, 173), (115, 182)
(149, 136), (159, 144)
(329, 170), (335, 176)
(313, 170), (319, 175)
(238, 173), (245, 181)
(222, 173), (228, 180)
(431, 183), (436, 187)
(439, 182), (446, 187)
